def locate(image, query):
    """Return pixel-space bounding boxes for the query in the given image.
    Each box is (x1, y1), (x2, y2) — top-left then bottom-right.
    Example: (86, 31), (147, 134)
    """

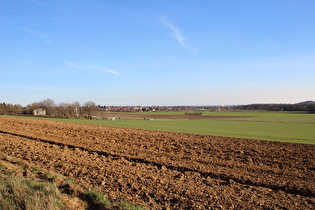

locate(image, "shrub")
(184, 111), (203, 115)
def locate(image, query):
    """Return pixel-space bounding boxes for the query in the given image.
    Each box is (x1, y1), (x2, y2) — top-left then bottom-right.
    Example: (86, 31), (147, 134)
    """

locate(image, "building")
(33, 108), (46, 116)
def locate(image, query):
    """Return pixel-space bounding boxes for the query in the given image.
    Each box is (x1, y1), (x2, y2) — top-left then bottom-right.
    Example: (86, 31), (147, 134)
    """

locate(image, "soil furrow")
(1, 124), (314, 197)
(1, 130), (315, 198)
(1, 132), (315, 209)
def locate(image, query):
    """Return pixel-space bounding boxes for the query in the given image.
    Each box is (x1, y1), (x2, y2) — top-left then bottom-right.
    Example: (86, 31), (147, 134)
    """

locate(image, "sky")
(1, 0), (315, 106)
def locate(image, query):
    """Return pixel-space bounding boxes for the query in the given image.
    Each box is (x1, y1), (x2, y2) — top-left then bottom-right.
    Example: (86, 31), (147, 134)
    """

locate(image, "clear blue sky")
(1, 0), (315, 106)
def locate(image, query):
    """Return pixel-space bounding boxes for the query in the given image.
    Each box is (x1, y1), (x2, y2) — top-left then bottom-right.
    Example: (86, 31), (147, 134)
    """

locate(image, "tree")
(27, 102), (41, 113)
(40, 98), (55, 107)
(308, 103), (315, 113)
(58, 102), (81, 118)
(39, 98), (56, 116)
(0, 103), (23, 115)
(82, 101), (97, 118)
(12, 104), (23, 115)
(58, 103), (70, 118)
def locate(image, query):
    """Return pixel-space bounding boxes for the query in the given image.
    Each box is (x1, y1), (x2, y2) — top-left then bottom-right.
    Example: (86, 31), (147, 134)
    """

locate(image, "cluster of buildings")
(97, 105), (224, 112)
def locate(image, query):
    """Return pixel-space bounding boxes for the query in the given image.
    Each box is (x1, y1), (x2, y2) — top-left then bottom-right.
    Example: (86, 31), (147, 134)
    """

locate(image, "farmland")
(0, 115), (315, 209)
(25, 111), (315, 144)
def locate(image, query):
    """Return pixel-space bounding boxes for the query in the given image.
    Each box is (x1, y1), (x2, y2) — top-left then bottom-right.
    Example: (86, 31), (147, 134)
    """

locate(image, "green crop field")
(16, 111), (315, 145)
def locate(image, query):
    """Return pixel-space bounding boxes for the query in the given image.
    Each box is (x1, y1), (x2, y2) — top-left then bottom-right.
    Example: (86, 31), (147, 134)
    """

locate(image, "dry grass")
(0, 155), (143, 210)
(0, 163), (63, 210)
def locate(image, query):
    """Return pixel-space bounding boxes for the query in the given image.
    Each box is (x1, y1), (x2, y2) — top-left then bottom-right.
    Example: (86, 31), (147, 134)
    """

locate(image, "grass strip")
(0, 176), (63, 210)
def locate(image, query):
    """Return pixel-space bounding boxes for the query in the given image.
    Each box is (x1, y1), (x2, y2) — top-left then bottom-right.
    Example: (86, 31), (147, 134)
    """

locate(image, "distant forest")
(235, 101), (315, 112)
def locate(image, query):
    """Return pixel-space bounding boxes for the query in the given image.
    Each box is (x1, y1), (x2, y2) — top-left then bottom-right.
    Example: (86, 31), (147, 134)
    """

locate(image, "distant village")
(98, 105), (210, 112)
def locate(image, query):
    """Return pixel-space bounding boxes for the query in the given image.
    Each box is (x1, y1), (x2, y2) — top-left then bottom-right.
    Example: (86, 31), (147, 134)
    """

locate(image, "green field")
(16, 111), (315, 145)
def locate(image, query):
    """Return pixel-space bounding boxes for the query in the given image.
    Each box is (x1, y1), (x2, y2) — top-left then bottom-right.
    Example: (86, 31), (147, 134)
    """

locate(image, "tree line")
(235, 103), (315, 113)
(1, 99), (315, 117)
(0, 99), (98, 118)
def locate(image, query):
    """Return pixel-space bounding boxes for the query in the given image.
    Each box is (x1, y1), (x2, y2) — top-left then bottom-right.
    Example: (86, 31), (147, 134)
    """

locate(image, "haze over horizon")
(1, 0), (315, 106)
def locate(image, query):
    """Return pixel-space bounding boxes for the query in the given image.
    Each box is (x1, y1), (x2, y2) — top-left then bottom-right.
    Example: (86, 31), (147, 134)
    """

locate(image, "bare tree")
(12, 104), (23, 115)
(40, 98), (55, 107)
(39, 98), (56, 116)
(58, 102), (69, 118)
(83, 101), (97, 118)
(0, 103), (23, 115)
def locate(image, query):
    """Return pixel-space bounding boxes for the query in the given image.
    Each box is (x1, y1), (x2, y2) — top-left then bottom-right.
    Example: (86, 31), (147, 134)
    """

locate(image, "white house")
(33, 108), (46, 116)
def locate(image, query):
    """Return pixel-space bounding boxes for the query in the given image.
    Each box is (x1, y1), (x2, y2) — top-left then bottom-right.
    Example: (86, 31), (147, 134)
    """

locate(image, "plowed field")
(0, 116), (315, 209)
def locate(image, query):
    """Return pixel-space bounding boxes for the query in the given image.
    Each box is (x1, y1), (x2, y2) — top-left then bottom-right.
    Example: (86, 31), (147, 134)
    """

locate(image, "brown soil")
(0, 116), (314, 209)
